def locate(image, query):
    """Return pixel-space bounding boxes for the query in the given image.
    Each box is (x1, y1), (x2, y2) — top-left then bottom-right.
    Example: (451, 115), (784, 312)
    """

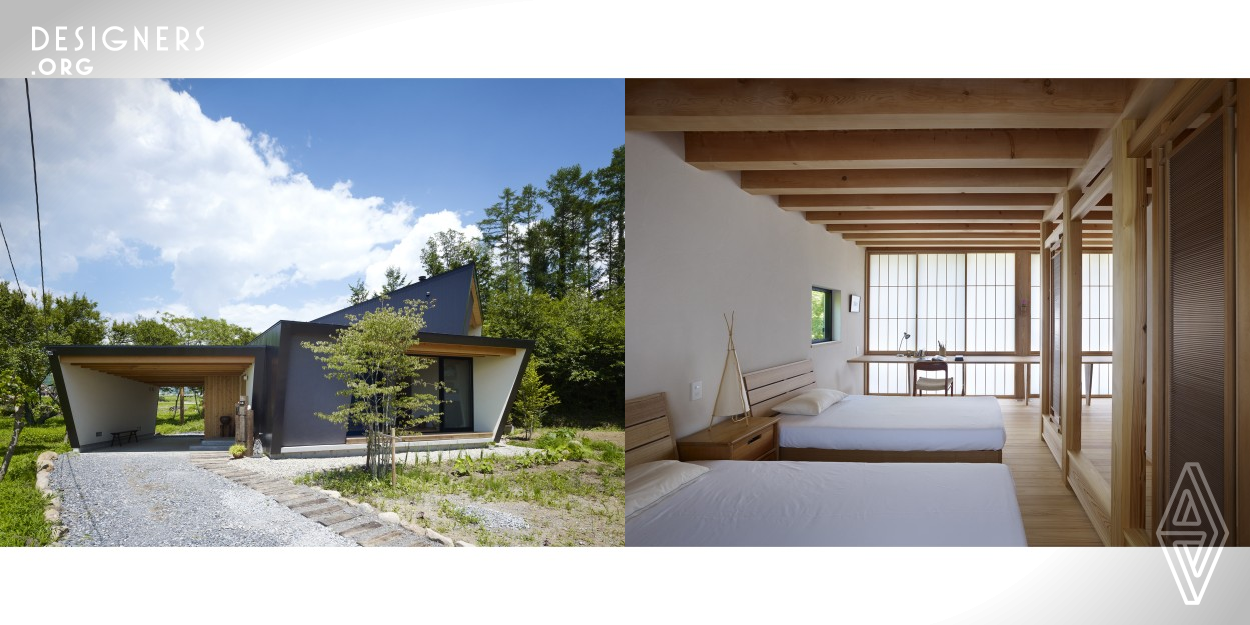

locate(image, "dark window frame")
(812, 286), (839, 344)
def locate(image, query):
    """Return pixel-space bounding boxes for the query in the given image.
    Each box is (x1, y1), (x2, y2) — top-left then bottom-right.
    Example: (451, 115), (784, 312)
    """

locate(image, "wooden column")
(1236, 80), (1250, 546)
(1149, 144), (1167, 541)
(1111, 118), (1148, 547)
(1039, 220), (1055, 435)
(1015, 251), (1031, 401)
(1061, 189), (1084, 477)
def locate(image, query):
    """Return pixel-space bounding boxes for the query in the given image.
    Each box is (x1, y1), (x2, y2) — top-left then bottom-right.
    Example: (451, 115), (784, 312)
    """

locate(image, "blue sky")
(0, 79), (622, 331)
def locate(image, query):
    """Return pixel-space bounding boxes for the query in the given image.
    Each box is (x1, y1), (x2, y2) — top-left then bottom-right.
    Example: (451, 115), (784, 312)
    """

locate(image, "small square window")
(812, 286), (840, 344)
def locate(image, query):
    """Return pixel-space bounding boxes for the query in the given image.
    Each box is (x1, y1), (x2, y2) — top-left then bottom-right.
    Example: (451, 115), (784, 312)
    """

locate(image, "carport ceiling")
(59, 355), (253, 386)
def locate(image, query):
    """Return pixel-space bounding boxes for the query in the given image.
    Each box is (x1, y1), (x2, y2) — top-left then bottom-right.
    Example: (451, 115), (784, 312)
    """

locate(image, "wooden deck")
(1000, 399), (1104, 546)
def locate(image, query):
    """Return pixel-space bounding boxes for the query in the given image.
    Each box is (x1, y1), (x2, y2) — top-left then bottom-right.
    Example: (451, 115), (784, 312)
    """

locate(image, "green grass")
(155, 396), (204, 435)
(0, 412), (71, 547)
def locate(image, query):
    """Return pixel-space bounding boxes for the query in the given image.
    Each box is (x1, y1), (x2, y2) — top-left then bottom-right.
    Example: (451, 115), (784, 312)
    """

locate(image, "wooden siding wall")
(203, 375), (242, 438)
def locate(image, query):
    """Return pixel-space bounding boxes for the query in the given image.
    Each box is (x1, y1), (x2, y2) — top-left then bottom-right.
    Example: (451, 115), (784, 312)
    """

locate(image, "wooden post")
(1061, 188), (1084, 479)
(391, 427), (397, 487)
(1150, 144), (1167, 541)
(178, 386), (185, 425)
(1111, 118), (1147, 547)
(1014, 251), (1031, 401)
(1039, 220), (1055, 437)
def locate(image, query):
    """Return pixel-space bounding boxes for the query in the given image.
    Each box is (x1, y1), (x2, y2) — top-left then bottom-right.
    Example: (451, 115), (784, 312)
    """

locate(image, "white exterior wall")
(61, 363), (159, 448)
(472, 349), (527, 433)
(625, 131), (866, 440)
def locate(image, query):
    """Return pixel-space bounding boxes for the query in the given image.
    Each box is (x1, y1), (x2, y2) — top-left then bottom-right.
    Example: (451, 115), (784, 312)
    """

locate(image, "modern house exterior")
(48, 263), (533, 457)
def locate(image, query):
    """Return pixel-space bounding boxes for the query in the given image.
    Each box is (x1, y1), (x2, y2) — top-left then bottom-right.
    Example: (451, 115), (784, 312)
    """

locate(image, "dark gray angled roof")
(310, 263), (479, 335)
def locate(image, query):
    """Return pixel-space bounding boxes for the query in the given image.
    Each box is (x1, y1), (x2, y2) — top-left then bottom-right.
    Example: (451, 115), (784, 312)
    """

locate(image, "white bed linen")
(625, 460), (1027, 546)
(777, 394), (1005, 452)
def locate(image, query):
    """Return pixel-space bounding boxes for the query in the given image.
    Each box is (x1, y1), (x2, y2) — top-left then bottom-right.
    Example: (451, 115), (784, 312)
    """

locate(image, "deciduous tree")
(302, 299), (440, 477)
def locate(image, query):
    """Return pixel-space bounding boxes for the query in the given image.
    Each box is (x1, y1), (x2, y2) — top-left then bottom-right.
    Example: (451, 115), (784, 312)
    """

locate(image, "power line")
(0, 216), (23, 294)
(25, 78), (46, 307)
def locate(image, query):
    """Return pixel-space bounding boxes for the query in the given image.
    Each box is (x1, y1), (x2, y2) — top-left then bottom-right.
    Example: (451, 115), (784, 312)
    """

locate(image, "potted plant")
(229, 444), (247, 459)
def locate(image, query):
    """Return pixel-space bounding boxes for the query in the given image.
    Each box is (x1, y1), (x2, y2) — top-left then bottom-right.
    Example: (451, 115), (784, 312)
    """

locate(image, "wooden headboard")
(625, 392), (678, 466)
(743, 359), (818, 418)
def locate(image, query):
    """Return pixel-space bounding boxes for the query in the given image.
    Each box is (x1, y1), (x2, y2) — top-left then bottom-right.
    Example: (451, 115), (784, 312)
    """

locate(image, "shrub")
(229, 444), (247, 458)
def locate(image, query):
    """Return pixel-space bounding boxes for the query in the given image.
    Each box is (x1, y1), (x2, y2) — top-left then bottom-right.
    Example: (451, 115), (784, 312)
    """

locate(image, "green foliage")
(1, 282), (106, 424)
(380, 266), (409, 297)
(0, 409), (70, 546)
(302, 299), (441, 439)
(419, 230), (495, 314)
(530, 428), (589, 462)
(511, 358), (559, 439)
(348, 278), (371, 305)
(229, 444), (247, 458)
(811, 290), (826, 341)
(485, 285), (623, 424)
(107, 314), (180, 346)
(160, 313), (255, 346)
(452, 453), (494, 477)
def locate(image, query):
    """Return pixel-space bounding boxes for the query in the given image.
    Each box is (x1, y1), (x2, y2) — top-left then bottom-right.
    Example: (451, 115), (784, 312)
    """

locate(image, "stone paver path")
(189, 452), (441, 547)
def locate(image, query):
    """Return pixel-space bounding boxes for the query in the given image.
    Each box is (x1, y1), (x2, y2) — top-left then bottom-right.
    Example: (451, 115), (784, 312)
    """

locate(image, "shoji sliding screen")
(867, 252), (1017, 396)
(867, 254), (917, 393)
(1082, 253), (1114, 395)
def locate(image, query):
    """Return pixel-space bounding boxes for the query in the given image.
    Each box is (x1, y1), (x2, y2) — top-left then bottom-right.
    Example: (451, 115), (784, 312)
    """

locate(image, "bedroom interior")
(624, 79), (1250, 548)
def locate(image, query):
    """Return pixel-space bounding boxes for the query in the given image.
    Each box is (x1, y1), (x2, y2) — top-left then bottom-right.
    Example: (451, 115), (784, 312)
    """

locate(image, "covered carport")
(48, 346), (265, 450)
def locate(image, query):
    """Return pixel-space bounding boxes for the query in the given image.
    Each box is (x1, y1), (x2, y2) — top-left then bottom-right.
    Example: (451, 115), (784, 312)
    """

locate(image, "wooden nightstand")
(677, 415), (780, 462)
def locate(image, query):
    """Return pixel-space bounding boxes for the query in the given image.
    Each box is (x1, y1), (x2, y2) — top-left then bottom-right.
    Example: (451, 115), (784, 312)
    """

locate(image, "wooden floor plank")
(1000, 399), (1104, 546)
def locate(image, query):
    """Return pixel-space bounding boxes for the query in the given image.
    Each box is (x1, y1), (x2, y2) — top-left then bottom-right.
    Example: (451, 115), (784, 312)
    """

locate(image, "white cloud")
(0, 79), (480, 325)
(362, 210), (482, 294)
(219, 297), (351, 333)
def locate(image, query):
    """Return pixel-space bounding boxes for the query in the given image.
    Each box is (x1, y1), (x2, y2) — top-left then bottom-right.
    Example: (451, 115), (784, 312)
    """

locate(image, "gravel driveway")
(51, 451), (356, 547)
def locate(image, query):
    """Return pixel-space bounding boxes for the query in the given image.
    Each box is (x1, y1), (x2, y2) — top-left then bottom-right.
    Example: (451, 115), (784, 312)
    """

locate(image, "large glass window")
(405, 356), (474, 433)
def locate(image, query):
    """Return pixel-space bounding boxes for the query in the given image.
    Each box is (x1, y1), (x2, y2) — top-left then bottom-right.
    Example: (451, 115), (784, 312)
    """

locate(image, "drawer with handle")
(730, 424), (776, 461)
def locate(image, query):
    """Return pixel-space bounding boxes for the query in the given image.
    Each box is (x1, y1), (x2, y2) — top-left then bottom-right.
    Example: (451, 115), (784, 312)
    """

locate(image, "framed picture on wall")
(849, 294), (861, 313)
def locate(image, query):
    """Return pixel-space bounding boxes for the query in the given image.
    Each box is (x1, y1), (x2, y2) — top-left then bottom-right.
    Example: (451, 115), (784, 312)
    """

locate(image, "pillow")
(625, 460), (709, 519)
(771, 388), (847, 416)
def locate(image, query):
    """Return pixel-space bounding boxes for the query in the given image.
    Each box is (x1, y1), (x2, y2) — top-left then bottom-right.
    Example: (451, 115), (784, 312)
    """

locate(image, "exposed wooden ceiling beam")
(1068, 79), (1178, 190)
(827, 222), (1114, 233)
(779, 193), (1055, 211)
(858, 241), (1043, 248)
(806, 210), (1042, 224)
(626, 79), (1133, 132)
(742, 168), (1069, 195)
(842, 232), (1046, 241)
(1072, 167), (1114, 220)
(1129, 79), (1226, 157)
(1044, 165), (1115, 222)
(684, 129), (1096, 170)
(826, 222), (1046, 233)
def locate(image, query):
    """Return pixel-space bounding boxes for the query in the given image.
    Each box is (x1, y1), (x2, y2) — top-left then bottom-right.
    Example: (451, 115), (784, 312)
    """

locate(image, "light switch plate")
(690, 380), (702, 401)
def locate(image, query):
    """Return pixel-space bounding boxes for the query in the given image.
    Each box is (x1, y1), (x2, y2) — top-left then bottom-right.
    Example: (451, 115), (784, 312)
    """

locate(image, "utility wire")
(0, 216), (22, 294)
(25, 78), (46, 307)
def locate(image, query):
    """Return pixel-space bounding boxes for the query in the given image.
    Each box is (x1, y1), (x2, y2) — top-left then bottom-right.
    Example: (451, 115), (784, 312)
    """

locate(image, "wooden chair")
(913, 360), (954, 396)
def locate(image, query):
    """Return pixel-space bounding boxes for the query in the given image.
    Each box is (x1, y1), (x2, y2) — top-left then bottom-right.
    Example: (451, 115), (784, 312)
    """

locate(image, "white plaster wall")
(472, 349), (527, 433)
(61, 364), (159, 447)
(625, 132), (866, 440)
(244, 363), (255, 408)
